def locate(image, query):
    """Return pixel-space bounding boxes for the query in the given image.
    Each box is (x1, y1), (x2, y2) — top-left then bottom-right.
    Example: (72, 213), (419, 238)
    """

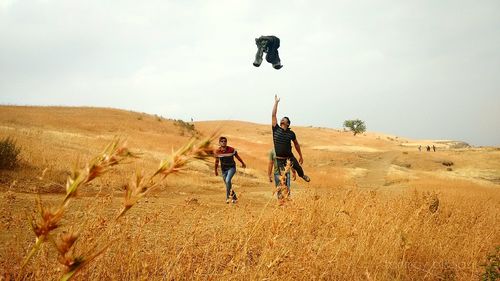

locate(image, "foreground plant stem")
(19, 134), (217, 281)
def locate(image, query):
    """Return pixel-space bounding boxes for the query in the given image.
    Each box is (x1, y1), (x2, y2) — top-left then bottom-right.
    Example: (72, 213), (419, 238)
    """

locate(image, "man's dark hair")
(283, 116), (291, 125)
(219, 136), (227, 142)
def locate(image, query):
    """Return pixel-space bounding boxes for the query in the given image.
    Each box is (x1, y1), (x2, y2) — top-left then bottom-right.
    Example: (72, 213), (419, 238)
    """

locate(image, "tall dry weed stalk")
(20, 134), (216, 280)
(118, 136), (215, 219)
(21, 138), (137, 278)
(274, 159), (292, 202)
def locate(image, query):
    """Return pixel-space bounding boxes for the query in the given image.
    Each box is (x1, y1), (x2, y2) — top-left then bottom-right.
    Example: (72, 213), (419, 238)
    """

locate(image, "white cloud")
(0, 0), (499, 145)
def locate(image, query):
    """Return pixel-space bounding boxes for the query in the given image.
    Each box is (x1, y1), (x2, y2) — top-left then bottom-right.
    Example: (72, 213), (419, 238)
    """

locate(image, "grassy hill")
(1, 106), (499, 280)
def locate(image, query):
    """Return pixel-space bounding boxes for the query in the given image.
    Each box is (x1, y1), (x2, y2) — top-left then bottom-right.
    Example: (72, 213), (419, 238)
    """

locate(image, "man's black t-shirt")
(272, 124), (296, 157)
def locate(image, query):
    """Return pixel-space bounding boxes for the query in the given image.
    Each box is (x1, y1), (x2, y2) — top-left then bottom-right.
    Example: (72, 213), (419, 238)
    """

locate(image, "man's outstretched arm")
(272, 95), (280, 127)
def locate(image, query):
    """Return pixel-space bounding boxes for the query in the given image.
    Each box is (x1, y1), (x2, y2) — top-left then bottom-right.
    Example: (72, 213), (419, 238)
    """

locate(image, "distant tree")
(343, 119), (366, 136)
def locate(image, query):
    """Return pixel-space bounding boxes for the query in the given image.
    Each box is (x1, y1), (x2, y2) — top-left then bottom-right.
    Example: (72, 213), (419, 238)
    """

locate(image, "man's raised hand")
(275, 94), (280, 103)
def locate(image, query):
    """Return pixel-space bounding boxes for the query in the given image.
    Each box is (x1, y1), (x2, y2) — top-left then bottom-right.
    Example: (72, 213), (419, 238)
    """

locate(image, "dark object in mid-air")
(253, 35), (283, 69)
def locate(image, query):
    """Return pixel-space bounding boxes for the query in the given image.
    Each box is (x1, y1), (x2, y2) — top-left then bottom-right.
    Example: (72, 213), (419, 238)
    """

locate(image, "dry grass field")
(1, 105), (499, 280)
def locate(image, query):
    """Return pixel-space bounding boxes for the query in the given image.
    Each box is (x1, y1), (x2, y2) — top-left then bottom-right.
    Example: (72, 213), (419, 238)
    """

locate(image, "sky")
(1, 0), (499, 146)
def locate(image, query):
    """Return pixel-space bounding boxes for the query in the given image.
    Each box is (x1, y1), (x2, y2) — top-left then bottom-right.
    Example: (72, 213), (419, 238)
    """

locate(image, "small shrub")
(0, 137), (21, 170)
(174, 119), (197, 136)
(439, 262), (456, 280)
(481, 246), (499, 281)
(428, 194), (440, 213)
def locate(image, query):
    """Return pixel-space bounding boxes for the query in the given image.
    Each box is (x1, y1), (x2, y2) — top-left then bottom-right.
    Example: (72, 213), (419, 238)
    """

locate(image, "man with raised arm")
(272, 95), (310, 183)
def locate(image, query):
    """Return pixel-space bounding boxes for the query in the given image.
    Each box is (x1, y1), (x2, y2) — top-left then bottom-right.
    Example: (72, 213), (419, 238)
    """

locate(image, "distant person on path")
(271, 95), (310, 183)
(214, 137), (246, 203)
(432, 145), (436, 152)
(426, 145), (431, 152)
(268, 148), (297, 199)
(418, 145), (422, 151)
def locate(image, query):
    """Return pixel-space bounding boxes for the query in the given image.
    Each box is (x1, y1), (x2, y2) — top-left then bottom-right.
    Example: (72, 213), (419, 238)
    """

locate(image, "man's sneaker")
(303, 175), (311, 182)
(231, 199), (237, 204)
(226, 199), (230, 204)
(253, 42), (264, 67)
(272, 63), (283, 70)
(230, 190), (238, 201)
(253, 56), (263, 67)
(253, 52), (263, 67)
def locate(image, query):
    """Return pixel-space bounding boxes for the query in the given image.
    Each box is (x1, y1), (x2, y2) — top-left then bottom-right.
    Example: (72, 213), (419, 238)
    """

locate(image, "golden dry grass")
(1, 105), (499, 280)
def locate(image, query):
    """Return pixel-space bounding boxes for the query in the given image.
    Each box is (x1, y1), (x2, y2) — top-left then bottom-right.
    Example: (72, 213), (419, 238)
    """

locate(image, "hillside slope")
(1, 105), (499, 195)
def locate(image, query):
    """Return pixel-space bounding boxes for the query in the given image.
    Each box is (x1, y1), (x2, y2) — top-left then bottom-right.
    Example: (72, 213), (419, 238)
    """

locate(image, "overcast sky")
(1, 0), (499, 146)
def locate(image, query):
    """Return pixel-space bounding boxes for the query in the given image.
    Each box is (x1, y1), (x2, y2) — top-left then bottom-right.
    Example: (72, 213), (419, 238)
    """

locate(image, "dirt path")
(355, 151), (400, 188)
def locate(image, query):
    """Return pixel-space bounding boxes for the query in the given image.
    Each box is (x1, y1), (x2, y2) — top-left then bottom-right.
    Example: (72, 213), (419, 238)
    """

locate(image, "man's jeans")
(276, 156), (304, 178)
(274, 171), (291, 199)
(221, 167), (236, 199)
(254, 36), (282, 69)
